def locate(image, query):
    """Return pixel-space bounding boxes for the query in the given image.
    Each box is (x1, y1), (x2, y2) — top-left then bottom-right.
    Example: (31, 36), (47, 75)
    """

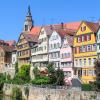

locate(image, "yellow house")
(73, 21), (99, 83)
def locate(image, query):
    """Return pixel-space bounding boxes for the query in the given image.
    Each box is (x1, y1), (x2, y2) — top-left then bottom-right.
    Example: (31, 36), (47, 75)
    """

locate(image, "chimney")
(61, 22), (64, 29)
(50, 25), (53, 30)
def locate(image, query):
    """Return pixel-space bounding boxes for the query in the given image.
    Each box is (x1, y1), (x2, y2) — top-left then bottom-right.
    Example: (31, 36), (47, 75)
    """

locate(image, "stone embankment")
(3, 84), (100, 100)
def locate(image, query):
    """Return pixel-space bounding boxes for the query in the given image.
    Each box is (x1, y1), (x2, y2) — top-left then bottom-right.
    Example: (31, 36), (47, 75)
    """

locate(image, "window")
(92, 44), (97, 51)
(93, 58), (96, 64)
(54, 44), (56, 48)
(88, 70), (93, 76)
(87, 45), (92, 51)
(75, 59), (78, 66)
(88, 58), (91, 65)
(81, 26), (86, 32)
(57, 43), (60, 48)
(67, 53), (70, 58)
(99, 44), (100, 50)
(84, 59), (86, 66)
(44, 46), (46, 50)
(78, 36), (82, 42)
(81, 46), (86, 52)
(82, 70), (87, 76)
(87, 34), (91, 41)
(25, 25), (28, 31)
(79, 59), (82, 66)
(82, 35), (85, 42)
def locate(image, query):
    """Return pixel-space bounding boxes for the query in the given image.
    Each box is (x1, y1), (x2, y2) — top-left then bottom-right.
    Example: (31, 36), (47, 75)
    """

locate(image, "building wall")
(60, 37), (73, 78)
(73, 22), (97, 83)
(31, 28), (49, 68)
(49, 31), (61, 68)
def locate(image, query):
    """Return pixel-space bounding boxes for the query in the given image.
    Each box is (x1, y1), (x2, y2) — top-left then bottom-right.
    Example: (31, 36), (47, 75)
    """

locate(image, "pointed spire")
(27, 5), (31, 16)
(23, 5), (34, 32)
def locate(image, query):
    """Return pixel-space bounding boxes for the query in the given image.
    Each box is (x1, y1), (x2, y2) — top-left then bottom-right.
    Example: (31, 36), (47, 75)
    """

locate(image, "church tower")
(23, 6), (34, 32)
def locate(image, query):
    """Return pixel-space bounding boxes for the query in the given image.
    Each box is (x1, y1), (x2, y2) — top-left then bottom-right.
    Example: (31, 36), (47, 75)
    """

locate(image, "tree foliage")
(33, 67), (40, 78)
(94, 60), (100, 91)
(47, 63), (64, 85)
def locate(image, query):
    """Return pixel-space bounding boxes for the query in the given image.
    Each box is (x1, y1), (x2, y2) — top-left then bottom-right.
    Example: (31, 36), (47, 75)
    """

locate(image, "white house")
(31, 26), (53, 68)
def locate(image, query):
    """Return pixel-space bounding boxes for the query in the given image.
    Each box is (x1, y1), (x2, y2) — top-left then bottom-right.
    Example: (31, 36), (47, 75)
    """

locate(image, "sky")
(0, 0), (100, 41)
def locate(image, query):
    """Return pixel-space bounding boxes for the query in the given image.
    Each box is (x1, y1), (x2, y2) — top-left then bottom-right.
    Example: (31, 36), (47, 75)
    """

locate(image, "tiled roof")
(65, 22), (81, 30)
(84, 21), (99, 33)
(0, 46), (15, 52)
(28, 26), (41, 42)
(54, 28), (75, 37)
(51, 22), (81, 30)
(43, 26), (53, 36)
(23, 33), (38, 42)
(29, 26), (41, 36)
(6, 40), (16, 46)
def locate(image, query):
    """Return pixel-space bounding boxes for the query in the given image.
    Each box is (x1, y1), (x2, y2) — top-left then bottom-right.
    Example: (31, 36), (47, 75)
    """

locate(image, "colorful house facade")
(60, 34), (74, 78)
(73, 21), (99, 83)
(31, 26), (52, 69)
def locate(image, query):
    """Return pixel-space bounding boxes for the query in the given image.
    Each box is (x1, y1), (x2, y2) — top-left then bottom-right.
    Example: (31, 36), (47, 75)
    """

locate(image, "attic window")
(25, 25), (28, 31)
(81, 26), (86, 32)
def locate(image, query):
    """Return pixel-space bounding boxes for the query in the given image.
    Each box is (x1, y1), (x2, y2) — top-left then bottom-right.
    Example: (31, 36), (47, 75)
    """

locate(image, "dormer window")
(81, 26), (86, 32)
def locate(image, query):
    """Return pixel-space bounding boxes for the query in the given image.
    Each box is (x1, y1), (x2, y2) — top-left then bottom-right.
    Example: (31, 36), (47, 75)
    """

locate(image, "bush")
(82, 84), (92, 91)
(33, 67), (40, 78)
(31, 76), (50, 85)
(13, 64), (31, 84)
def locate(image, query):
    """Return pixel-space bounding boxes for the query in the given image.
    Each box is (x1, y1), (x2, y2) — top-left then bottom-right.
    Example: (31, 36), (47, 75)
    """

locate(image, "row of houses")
(1, 6), (100, 83)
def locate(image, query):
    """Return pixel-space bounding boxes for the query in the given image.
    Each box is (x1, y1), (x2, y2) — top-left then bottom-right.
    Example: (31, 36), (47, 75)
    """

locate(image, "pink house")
(60, 34), (74, 79)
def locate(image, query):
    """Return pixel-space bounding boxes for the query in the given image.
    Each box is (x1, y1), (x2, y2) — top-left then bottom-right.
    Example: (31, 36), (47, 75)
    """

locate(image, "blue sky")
(0, 0), (100, 41)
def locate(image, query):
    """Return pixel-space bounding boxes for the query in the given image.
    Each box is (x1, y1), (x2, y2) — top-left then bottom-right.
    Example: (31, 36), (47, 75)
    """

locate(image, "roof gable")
(76, 21), (99, 36)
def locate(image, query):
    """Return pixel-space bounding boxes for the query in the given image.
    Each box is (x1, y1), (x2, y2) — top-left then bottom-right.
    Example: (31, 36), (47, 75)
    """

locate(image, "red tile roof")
(0, 46), (15, 52)
(54, 28), (75, 37)
(6, 40), (16, 46)
(28, 26), (41, 42)
(29, 26), (41, 36)
(84, 21), (99, 33)
(65, 22), (81, 30)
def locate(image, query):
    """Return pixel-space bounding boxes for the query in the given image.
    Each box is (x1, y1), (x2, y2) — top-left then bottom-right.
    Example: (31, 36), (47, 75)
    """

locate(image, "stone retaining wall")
(3, 84), (100, 100)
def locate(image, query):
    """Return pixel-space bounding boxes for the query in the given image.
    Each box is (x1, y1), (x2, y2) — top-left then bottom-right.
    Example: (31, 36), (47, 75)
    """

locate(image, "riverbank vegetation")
(0, 63), (65, 87)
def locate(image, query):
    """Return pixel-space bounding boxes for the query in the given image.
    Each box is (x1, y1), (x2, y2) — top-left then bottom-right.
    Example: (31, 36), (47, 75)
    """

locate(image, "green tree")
(47, 63), (57, 84)
(15, 62), (18, 74)
(94, 60), (100, 91)
(55, 68), (64, 85)
(33, 67), (40, 78)
(18, 64), (30, 82)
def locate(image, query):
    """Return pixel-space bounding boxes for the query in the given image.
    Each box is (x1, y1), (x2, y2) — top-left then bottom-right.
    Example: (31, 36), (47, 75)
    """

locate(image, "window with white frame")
(78, 37), (81, 42)
(82, 35), (85, 42)
(88, 70), (93, 76)
(93, 58), (96, 65)
(92, 44), (97, 51)
(79, 59), (82, 66)
(75, 59), (78, 66)
(81, 46), (86, 52)
(84, 59), (86, 66)
(87, 45), (92, 51)
(88, 58), (91, 65)
(87, 34), (91, 41)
